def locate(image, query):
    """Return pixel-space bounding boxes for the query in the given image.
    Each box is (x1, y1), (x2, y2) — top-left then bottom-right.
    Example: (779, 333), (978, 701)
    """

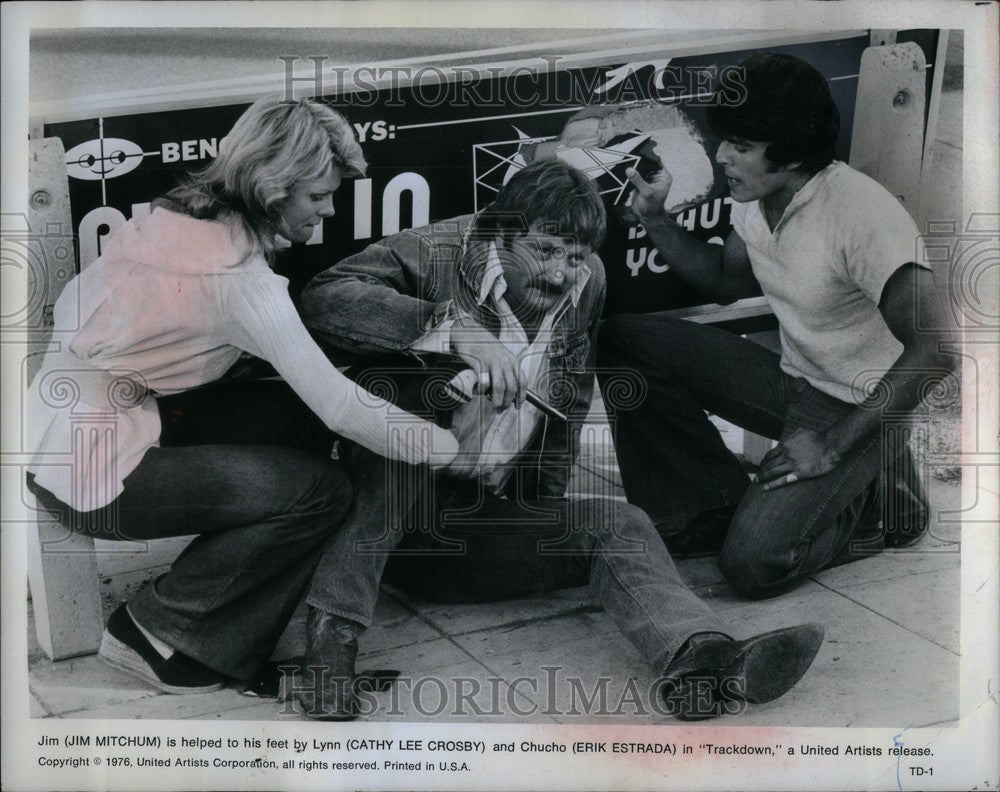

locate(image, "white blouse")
(26, 207), (456, 512)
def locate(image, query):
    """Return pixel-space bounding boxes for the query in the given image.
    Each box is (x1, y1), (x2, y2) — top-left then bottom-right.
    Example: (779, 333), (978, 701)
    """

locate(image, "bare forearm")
(641, 214), (736, 303)
(626, 166), (753, 303)
(827, 345), (954, 457)
(830, 265), (957, 457)
(758, 265), (954, 490)
(759, 344), (953, 489)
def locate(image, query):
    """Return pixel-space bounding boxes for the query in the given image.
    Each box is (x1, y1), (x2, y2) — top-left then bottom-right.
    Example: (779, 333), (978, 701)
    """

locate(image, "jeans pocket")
(788, 377), (811, 402)
(784, 377), (853, 433)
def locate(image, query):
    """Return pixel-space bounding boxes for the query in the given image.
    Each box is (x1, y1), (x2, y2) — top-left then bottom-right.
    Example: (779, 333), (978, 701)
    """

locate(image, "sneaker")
(98, 604), (227, 695)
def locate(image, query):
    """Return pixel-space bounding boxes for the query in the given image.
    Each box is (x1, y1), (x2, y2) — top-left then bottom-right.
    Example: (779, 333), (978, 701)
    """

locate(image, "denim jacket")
(301, 214), (607, 499)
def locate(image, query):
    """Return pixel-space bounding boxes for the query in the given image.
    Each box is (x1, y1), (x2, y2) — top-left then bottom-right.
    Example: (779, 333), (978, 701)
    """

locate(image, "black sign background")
(45, 32), (937, 325)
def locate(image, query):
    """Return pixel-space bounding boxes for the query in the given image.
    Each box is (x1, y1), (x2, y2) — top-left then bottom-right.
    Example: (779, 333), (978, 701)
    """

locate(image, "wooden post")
(849, 42), (928, 222)
(27, 513), (103, 660)
(25, 137), (105, 659)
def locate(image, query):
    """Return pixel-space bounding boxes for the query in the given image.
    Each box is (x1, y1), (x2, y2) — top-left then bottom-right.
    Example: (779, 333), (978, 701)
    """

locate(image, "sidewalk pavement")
(28, 412), (961, 727)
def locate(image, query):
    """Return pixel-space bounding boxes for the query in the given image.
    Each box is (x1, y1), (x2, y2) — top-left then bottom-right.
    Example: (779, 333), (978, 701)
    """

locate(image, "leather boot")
(292, 607), (363, 720)
(661, 623), (824, 721)
(882, 446), (930, 547)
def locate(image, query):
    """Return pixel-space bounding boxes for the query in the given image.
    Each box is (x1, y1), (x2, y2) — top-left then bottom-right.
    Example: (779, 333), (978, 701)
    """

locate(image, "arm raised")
(628, 167), (759, 304)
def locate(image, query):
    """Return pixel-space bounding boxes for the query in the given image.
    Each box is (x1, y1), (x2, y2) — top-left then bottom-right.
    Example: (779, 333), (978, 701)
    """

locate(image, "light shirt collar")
(768, 160), (843, 231)
(477, 241), (590, 317)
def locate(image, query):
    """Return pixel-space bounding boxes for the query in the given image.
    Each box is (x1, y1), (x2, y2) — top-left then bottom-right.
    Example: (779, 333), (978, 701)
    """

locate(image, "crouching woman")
(24, 96), (456, 697)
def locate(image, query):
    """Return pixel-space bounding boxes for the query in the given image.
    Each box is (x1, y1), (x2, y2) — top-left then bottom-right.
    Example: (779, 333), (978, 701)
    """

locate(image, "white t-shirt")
(730, 161), (927, 404)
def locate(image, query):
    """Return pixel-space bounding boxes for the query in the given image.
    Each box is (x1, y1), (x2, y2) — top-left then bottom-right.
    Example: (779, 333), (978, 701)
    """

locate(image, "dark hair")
(475, 159), (606, 249)
(705, 53), (840, 173)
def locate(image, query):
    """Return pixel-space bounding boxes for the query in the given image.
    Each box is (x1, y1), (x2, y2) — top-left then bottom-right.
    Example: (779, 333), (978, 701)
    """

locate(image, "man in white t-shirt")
(598, 53), (954, 598)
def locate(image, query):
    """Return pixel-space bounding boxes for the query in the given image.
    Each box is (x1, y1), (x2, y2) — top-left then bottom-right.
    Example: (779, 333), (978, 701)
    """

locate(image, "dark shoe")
(829, 480), (885, 567)
(289, 608), (362, 720)
(829, 524), (885, 568)
(663, 504), (737, 559)
(660, 624), (825, 720)
(245, 658), (398, 699)
(830, 457), (930, 567)
(882, 447), (930, 548)
(98, 604), (227, 695)
(243, 658), (304, 698)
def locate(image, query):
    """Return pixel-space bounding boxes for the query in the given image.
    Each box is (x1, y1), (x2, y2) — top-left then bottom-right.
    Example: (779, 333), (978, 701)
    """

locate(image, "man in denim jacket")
(294, 160), (824, 721)
(304, 200), (603, 503)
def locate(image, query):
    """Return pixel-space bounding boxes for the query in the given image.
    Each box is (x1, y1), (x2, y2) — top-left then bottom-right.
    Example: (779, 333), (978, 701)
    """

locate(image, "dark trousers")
(306, 402), (724, 672)
(28, 380), (353, 680)
(597, 313), (928, 599)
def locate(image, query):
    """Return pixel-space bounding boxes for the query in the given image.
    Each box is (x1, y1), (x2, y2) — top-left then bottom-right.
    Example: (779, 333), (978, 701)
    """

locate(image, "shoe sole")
(732, 623), (825, 704)
(293, 698), (357, 721)
(280, 673), (357, 721)
(99, 631), (225, 695)
(663, 677), (723, 721)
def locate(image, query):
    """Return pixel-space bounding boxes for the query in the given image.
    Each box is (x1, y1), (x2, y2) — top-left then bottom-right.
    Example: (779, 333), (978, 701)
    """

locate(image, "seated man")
(598, 53), (954, 598)
(294, 159), (824, 721)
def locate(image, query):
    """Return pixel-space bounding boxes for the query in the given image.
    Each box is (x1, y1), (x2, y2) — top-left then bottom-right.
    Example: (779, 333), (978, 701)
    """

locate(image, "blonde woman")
(25, 96), (457, 701)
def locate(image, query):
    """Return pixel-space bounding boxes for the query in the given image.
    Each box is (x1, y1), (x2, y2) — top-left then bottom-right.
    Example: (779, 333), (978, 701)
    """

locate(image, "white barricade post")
(850, 42), (928, 221)
(24, 137), (105, 660)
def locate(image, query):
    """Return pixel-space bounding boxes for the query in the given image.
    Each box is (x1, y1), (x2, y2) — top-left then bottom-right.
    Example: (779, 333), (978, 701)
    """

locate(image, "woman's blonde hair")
(156, 95), (366, 252)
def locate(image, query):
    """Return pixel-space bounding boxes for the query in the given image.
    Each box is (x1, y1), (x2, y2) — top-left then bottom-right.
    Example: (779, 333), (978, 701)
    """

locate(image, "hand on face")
(275, 167), (342, 244)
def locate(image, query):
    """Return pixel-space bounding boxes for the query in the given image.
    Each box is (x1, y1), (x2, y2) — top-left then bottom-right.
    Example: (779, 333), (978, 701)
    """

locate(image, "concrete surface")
(28, 426), (962, 727)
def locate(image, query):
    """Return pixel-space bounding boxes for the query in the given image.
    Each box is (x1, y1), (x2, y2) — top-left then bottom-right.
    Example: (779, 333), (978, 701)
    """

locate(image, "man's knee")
(597, 315), (669, 412)
(597, 313), (690, 385)
(586, 500), (659, 553)
(717, 519), (800, 599)
(596, 314), (643, 362)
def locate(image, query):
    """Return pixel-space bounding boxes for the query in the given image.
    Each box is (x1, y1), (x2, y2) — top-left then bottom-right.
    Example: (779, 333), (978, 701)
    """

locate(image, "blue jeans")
(597, 314), (928, 599)
(394, 478), (727, 670)
(28, 380), (353, 681)
(307, 445), (726, 672)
